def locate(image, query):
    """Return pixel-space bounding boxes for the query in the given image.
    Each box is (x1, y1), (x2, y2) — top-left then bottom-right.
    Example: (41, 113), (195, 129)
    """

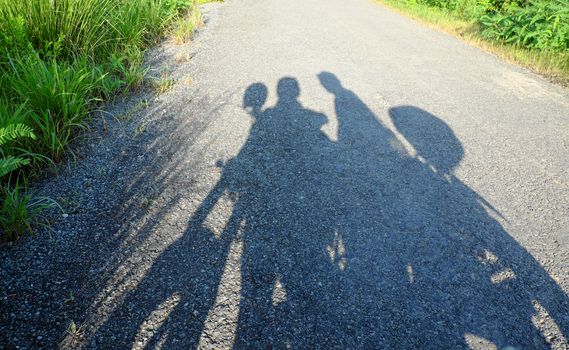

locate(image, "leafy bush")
(478, 0), (527, 14)
(397, 0), (569, 51)
(480, 0), (569, 51)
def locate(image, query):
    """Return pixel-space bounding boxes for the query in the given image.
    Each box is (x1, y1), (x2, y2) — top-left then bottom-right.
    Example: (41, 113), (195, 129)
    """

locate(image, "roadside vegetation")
(378, 0), (569, 85)
(0, 0), (204, 242)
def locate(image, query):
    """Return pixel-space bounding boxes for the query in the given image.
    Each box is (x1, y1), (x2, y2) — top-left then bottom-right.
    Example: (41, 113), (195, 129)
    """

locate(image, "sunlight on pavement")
(198, 234), (244, 348)
(490, 268), (516, 284)
(203, 189), (236, 239)
(477, 249), (499, 265)
(464, 333), (498, 350)
(134, 292), (181, 349)
(272, 275), (287, 307)
(406, 263), (414, 284)
(531, 300), (569, 350)
(326, 229), (347, 271)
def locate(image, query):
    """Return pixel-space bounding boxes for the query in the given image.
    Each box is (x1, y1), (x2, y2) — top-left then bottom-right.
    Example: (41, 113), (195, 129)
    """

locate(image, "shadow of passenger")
(383, 105), (569, 349)
(91, 74), (568, 349)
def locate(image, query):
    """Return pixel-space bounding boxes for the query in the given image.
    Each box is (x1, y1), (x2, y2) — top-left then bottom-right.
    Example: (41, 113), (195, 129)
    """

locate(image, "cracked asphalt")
(2, 0), (569, 349)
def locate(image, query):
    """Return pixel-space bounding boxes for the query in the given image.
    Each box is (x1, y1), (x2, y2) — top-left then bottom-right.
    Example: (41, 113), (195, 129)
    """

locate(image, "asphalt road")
(2, 0), (569, 349)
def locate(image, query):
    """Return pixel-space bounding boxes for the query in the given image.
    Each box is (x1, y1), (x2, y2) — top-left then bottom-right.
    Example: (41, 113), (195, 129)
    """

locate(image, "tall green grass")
(0, 0), (203, 242)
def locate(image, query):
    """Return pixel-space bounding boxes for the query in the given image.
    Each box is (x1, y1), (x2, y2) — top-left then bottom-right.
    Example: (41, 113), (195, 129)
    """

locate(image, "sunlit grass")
(172, 0), (204, 45)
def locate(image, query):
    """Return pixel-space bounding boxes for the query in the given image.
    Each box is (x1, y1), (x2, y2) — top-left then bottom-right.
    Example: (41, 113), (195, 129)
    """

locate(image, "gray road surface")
(2, 0), (569, 349)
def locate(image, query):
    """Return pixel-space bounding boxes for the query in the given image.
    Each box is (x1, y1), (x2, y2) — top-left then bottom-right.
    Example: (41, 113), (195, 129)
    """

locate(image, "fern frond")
(0, 123), (36, 146)
(0, 155), (30, 177)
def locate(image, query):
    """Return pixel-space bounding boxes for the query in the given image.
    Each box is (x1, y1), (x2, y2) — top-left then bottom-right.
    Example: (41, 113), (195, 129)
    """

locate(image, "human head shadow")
(88, 74), (568, 349)
(380, 104), (569, 349)
(87, 77), (334, 348)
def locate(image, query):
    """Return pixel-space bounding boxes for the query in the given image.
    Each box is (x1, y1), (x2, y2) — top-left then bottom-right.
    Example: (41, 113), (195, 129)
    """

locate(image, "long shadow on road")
(91, 73), (569, 349)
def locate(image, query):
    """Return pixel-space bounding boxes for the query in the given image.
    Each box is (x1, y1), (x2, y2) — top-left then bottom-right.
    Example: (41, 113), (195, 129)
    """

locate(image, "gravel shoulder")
(2, 0), (569, 349)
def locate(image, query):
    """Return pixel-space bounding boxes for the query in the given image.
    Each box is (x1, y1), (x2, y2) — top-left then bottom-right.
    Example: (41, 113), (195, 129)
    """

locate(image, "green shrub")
(480, 0), (569, 51)
(476, 0), (526, 14)
(395, 0), (569, 51)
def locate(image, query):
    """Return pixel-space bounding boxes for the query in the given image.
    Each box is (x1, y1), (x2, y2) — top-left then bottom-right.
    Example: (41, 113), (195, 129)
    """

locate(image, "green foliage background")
(405, 0), (569, 52)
